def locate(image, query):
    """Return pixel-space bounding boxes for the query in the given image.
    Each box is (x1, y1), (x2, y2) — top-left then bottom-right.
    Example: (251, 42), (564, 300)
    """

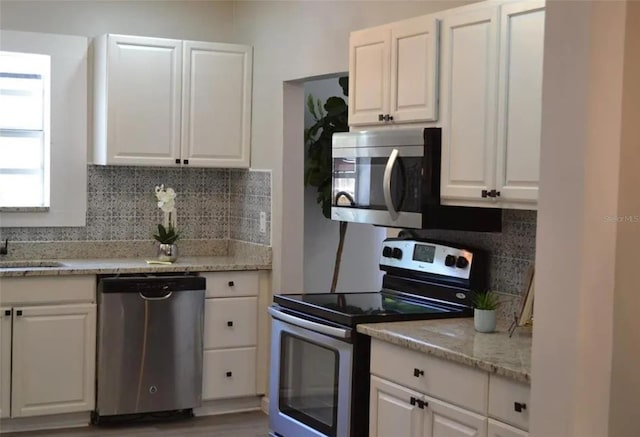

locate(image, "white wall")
(531, 1), (640, 435)
(230, 0), (474, 294)
(0, 0), (234, 42)
(303, 77), (385, 293)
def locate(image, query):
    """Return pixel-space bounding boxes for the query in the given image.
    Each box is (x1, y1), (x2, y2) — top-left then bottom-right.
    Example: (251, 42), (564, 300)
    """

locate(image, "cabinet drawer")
(370, 339), (488, 414)
(488, 375), (530, 431)
(204, 297), (257, 348)
(0, 276), (95, 306)
(201, 271), (259, 298)
(202, 347), (256, 400)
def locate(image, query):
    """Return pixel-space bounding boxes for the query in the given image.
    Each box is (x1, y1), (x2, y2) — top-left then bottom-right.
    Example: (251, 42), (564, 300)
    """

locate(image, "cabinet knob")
(383, 114), (393, 122)
(226, 371), (232, 378)
(4, 310), (10, 316)
(413, 368), (424, 378)
(481, 189), (501, 198)
(175, 158), (181, 164)
(228, 281), (235, 287)
(514, 402), (527, 413)
(183, 159), (189, 165)
(227, 321), (234, 327)
(378, 114), (384, 121)
(16, 310), (22, 317)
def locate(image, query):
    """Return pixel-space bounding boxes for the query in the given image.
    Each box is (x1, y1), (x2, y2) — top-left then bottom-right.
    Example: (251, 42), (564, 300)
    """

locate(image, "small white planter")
(474, 309), (496, 333)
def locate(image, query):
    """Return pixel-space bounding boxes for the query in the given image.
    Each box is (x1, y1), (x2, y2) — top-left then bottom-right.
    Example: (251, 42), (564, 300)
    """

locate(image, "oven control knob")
(445, 255), (456, 267)
(456, 256), (469, 269)
(392, 248), (403, 259)
(382, 246), (393, 258)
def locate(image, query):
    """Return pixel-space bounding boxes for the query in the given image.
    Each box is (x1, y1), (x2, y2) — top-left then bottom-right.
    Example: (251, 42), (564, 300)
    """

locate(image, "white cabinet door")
(495, 1), (545, 205)
(370, 376), (424, 437)
(488, 419), (528, 437)
(98, 34), (182, 166)
(440, 6), (499, 202)
(11, 304), (96, 417)
(0, 308), (11, 419)
(182, 41), (252, 168)
(391, 16), (439, 123)
(349, 27), (391, 126)
(425, 394), (488, 437)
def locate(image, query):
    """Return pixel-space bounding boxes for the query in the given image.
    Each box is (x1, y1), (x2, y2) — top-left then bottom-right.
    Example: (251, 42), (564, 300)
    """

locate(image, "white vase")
(474, 309), (496, 333)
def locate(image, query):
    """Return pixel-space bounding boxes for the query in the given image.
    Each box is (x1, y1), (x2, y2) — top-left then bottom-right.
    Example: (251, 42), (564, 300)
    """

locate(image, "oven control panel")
(380, 239), (473, 280)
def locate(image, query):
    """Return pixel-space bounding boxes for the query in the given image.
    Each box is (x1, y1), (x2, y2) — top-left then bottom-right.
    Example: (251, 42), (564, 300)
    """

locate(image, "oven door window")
(332, 155), (422, 213)
(279, 333), (339, 437)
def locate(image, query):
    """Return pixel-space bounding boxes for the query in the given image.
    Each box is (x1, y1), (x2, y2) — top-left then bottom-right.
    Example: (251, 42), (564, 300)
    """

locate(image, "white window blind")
(0, 51), (50, 208)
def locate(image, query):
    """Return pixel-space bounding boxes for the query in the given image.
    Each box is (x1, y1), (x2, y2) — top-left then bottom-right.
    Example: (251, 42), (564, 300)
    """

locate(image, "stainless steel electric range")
(268, 238), (489, 437)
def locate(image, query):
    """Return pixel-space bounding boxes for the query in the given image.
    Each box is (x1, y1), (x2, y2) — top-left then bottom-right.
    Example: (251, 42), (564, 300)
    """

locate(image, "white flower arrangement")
(153, 184), (180, 244)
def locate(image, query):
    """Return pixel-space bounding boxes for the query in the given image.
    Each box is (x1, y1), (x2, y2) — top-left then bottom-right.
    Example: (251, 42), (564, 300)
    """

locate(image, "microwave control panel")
(379, 240), (473, 280)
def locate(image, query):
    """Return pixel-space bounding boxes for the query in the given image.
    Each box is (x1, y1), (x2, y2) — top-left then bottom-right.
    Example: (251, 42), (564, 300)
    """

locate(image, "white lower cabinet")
(370, 375), (487, 437)
(11, 304), (96, 418)
(202, 271), (259, 401)
(369, 339), (529, 437)
(0, 302), (96, 419)
(0, 307), (12, 419)
(488, 419), (528, 437)
(203, 347), (257, 400)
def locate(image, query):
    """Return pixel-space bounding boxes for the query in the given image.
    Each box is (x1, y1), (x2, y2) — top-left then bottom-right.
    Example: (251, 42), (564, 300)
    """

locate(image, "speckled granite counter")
(357, 318), (531, 383)
(0, 254), (271, 277)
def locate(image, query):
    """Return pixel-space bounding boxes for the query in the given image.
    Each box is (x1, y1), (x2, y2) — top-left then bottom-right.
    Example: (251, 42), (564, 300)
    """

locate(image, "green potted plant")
(305, 77), (349, 292)
(473, 291), (501, 333)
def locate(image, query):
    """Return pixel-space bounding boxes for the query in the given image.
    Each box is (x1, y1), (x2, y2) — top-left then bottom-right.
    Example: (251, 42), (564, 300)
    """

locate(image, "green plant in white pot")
(153, 184), (181, 262)
(473, 291), (500, 333)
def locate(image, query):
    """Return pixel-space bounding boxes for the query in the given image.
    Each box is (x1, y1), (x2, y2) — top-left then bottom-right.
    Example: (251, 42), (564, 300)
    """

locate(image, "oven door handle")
(383, 148), (400, 221)
(268, 306), (351, 340)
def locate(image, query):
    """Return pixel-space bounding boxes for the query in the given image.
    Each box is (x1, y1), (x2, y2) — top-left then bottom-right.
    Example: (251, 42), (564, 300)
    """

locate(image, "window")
(0, 30), (88, 227)
(0, 51), (51, 208)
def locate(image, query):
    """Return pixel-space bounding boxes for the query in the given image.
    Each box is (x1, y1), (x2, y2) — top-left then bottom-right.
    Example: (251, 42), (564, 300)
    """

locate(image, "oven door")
(331, 145), (425, 229)
(269, 307), (353, 437)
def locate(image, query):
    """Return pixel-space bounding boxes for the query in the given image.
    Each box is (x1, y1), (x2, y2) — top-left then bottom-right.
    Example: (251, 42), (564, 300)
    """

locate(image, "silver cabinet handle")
(383, 148), (400, 221)
(268, 306), (350, 340)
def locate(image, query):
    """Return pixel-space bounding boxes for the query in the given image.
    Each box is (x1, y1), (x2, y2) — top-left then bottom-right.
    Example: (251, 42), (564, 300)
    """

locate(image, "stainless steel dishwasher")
(94, 274), (205, 422)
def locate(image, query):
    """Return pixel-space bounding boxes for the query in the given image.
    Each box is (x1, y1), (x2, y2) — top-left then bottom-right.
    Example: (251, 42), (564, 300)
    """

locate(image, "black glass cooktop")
(273, 291), (472, 327)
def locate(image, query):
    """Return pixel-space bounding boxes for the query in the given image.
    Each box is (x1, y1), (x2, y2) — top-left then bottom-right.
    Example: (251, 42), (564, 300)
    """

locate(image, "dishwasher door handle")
(139, 291), (173, 300)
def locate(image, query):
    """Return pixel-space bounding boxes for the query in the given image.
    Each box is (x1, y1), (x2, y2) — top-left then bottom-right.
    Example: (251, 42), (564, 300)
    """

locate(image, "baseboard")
(193, 397), (262, 417)
(0, 412), (91, 434)
(260, 396), (270, 414)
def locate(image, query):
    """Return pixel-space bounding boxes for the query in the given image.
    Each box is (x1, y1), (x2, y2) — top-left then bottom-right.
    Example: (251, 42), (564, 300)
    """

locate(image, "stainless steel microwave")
(331, 127), (502, 231)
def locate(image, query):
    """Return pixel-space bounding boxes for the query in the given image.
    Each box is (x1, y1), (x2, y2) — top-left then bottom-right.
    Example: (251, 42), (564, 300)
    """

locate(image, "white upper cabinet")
(182, 41), (252, 167)
(94, 34), (252, 168)
(495, 1), (545, 205)
(440, 5), (500, 203)
(441, 1), (545, 209)
(349, 27), (390, 126)
(94, 35), (182, 166)
(349, 15), (439, 126)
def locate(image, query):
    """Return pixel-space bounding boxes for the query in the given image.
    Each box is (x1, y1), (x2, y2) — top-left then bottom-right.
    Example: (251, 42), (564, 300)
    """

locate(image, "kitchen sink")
(0, 260), (65, 269)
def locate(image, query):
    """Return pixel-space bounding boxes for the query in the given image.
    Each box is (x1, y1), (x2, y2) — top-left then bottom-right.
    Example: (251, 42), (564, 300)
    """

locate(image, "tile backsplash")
(0, 165), (271, 246)
(408, 209), (537, 296)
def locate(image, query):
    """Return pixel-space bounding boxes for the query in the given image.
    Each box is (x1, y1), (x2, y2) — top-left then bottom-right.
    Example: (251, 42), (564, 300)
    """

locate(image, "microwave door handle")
(383, 148), (400, 220)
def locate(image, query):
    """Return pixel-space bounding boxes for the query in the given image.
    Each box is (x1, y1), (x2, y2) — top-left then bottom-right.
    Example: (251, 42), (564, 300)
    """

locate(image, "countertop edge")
(357, 324), (531, 384)
(0, 260), (272, 277)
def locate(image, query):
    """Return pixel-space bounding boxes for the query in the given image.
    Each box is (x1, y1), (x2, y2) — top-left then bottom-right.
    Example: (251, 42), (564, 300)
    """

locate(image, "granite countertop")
(357, 318), (532, 383)
(0, 255), (271, 277)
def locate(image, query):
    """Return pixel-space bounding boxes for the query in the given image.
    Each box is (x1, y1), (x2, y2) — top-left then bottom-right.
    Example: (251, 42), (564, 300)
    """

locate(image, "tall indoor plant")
(305, 77), (349, 292)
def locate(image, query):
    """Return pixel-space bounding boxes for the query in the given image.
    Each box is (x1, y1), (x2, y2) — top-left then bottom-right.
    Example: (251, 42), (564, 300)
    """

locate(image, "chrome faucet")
(0, 239), (8, 256)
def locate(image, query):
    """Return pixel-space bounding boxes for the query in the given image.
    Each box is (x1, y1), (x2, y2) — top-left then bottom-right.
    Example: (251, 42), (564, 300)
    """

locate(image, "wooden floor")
(3, 412), (269, 437)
